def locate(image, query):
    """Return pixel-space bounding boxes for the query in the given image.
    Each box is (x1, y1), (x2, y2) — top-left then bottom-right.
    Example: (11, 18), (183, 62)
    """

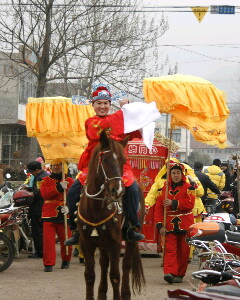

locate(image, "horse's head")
(87, 130), (128, 202)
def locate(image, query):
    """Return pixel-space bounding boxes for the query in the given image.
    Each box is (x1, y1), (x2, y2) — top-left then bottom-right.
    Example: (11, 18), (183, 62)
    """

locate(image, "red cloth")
(164, 233), (190, 276)
(40, 176), (74, 219)
(43, 222), (72, 266)
(78, 112), (141, 187)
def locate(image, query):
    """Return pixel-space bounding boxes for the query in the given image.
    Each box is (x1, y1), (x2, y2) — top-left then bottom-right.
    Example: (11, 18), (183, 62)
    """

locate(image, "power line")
(163, 45), (240, 64)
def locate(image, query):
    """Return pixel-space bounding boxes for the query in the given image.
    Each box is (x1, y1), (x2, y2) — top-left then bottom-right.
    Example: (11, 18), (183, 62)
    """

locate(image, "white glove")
(187, 175), (194, 183)
(60, 180), (69, 189)
(61, 205), (69, 215)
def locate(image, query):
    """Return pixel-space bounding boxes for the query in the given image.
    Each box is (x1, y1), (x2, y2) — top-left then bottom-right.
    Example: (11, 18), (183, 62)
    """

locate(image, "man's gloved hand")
(60, 180), (69, 189)
(61, 206), (69, 215)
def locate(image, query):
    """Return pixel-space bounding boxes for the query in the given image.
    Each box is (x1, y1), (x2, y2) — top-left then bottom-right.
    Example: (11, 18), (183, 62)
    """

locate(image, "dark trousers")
(67, 179), (82, 230)
(30, 215), (43, 256)
(122, 180), (140, 229)
(67, 179), (140, 231)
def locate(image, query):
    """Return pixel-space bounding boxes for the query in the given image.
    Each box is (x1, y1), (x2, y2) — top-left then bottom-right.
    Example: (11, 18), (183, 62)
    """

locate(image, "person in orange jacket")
(154, 163), (195, 284)
(40, 162), (74, 272)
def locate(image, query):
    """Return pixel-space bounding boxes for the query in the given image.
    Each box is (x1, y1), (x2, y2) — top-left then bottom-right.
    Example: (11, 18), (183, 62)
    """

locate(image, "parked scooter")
(203, 191), (240, 231)
(166, 222), (240, 299)
(0, 189), (34, 271)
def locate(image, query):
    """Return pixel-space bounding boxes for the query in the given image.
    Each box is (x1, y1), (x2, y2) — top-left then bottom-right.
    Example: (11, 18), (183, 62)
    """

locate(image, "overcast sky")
(142, 0), (240, 104)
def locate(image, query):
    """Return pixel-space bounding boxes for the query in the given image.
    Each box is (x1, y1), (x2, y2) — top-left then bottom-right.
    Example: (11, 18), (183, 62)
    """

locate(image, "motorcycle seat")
(205, 285), (240, 297)
(226, 230), (240, 243)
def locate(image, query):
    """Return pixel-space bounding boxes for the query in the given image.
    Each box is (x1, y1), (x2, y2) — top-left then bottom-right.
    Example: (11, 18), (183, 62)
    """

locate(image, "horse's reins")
(78, 149), (123, 234)
(84, 149), (122, 201)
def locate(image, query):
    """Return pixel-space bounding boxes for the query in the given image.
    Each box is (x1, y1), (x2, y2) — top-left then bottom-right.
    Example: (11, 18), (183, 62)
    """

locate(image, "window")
(19, 78), (36, 104)
(171, 129), (181, 143)
(1, 132), (12, 164)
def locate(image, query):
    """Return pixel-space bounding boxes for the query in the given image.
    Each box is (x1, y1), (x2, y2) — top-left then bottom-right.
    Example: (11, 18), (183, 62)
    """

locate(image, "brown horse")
(77, 130), (145, 300)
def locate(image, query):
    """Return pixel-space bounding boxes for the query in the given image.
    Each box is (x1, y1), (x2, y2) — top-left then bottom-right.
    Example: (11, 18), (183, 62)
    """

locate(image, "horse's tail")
(124, 241), (145, 295)
(131, 242), (145, 295)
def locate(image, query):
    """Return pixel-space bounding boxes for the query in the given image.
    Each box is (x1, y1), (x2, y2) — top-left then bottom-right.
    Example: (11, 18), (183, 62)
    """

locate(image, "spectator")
(220, 162), (232, 191)
(230, 165), (239, 216)
(26, 161), (48, 258)
(203, 159), (225, 212)
(193, 161), (220, 203)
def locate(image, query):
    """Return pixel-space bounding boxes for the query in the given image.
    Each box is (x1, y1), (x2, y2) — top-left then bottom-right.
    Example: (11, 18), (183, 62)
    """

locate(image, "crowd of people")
(21, 84), (239, 284)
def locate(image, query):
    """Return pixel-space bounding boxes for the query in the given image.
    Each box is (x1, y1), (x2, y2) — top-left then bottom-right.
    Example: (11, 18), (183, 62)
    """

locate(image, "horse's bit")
(85, 150), (122, 201)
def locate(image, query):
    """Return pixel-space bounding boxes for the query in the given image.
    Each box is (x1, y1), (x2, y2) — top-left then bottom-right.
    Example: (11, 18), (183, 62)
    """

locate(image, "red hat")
(170, 163), (185, 173)
(92, 86), (112, 102)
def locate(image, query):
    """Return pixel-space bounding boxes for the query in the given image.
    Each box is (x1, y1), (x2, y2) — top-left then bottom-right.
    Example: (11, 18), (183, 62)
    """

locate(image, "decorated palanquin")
(126, 133), (177, 251)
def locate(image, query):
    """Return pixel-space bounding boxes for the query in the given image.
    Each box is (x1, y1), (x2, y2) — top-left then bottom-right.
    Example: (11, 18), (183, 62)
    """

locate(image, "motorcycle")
(203, 191), (240, 232)
(166, 221), (240, 299)
(0, 189), (34, 271)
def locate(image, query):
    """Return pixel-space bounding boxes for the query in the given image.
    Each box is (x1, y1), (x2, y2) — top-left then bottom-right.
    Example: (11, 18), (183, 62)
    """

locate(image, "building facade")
(190, 137), (240, 163)
(0, 51), (40, 172)
(155, 114), (190, 161)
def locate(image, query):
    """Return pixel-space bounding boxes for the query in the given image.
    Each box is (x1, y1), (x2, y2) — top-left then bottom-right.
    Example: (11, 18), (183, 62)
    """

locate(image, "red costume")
(154, 175), (195, 278)
(40, 174), (74, 267)
(78, 112), (141, 187)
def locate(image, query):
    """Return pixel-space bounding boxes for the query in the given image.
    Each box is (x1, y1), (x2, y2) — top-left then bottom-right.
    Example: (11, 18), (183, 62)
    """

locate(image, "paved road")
(1, 246), (199, 300)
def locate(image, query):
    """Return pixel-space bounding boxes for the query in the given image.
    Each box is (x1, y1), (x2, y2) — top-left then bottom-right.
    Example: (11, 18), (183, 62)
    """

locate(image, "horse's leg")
(121, 241), (145, 300)
(82, 242), (96, 300)
(97, 248), (109, 300)
(108, 243), (121, 300)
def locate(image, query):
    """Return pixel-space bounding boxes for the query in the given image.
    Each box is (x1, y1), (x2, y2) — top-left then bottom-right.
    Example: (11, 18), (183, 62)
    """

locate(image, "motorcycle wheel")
(0, 232), (15, 272)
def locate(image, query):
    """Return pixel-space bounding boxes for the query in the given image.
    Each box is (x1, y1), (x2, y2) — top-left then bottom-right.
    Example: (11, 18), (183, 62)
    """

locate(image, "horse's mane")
(86, 138), (126, 185)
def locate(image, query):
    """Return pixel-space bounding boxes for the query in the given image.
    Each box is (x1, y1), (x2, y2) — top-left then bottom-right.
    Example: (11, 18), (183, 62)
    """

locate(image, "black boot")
(122, 227), (145, 242)
(64, 231), (79, 246)
(61, 260), (70, 269)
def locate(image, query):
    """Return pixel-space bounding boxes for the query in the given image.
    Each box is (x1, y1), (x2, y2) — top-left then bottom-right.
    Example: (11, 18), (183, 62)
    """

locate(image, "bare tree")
(0, 0), (169, 98)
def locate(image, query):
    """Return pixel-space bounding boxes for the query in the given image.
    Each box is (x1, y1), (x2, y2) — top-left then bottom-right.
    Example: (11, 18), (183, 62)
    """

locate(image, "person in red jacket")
(65, 84), (160, 245)
(40, 162), (74, 272)
(154, 163), (195, 284)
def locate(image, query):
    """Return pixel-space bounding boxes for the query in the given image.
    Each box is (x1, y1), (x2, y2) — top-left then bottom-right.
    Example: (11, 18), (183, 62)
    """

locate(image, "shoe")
(173, 276), (183, 283)
(73, 247), (79, 257)
(61, 261), (70, 269)
(44, 266), (52, 272)
(79, 257), (85, 264)
(28, 253), (43, 258)
(164, 273), (175, 284)
(125, 227), (145, 242)
(64, 232), (79, 246)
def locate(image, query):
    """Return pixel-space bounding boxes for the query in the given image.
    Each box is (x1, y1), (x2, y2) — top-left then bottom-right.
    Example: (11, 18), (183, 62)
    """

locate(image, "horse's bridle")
(84, 150), (122, 200)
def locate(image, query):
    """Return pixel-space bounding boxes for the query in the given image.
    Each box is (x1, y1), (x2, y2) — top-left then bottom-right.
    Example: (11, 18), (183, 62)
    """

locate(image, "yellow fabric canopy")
(26, 97), (95, 137)
(26, 97), (95, 162)
(143, 74), (229, 148)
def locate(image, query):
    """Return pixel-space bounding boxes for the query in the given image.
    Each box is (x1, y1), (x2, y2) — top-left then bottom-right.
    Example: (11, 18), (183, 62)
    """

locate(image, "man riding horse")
(65, 84), (161, 245)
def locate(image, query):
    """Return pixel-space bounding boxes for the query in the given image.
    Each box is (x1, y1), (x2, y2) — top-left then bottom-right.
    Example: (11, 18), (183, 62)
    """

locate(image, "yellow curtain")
(26, 97), (95, 162)
(26, 97), (95, 137)
(143, 74), (229, 148)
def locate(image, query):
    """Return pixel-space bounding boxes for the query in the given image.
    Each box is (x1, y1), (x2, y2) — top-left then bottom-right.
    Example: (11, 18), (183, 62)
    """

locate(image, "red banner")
(126, 139), (168, 245)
